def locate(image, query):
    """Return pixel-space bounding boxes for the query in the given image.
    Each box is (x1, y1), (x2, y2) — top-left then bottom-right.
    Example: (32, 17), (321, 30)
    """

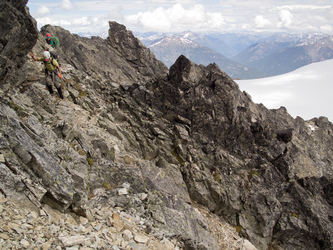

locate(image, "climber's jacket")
(36, 56), (59, 72)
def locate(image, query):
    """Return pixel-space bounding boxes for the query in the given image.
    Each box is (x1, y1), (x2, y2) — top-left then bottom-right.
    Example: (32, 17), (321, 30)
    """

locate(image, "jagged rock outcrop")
(39, 22), (168, 87)
(0, 0), (38, 84)
(0, 1), (332, 249)
(159, 56), (333, 249)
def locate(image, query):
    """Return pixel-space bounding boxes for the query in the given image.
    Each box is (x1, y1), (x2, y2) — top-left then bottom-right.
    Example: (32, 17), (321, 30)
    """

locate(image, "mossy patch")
(171, 148), (184, 165)
(102, 182), (112, 190)
(249, 170), (260, 177)
(87, 157), (94, 166)
(9, 101), (24, 111)
(234, 225), (242, 234)
(74, 83), (87, 97)
(291, 212), (299, 219)
(78, 150), (86, 156)
(79, 90), (87, 97)
(214, 173), (222, 183)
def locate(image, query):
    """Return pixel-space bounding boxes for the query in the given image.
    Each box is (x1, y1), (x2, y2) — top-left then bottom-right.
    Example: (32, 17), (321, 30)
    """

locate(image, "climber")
(31, 51), (64, 99)
(45, 33), (60, 65)
(45, 33), (60, 49)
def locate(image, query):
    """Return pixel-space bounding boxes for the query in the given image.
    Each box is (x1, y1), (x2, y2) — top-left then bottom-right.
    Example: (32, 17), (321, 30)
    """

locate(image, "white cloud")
(72, 16), (109, 30)
(320, 24), (333, 32)
(37, 6), (50, 16)
(242, 23), (251, 29)
(73, 17), (90, 26)
(57, 19), (72, 26)
(277, 5), (331, 11)
(277, 9), (293, 28)
(27, 0), (333, 34)
(326, 6), (333, 20)
(61, 0), (73, 10)
(134, 8), (171, 31)
(254, 15), (272, 29)
(36, 16), (53, 25)
(36, 17), (71, 27)
(36, 14), (109, 33)
(107, 6), (125, 23)
(208, 13), (225, 29)
(126, 3), (225, 32)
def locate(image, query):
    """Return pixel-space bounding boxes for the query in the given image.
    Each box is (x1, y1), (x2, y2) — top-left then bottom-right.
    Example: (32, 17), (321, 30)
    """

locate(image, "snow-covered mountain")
(177, 31), (235, 57)
(134, 32), (167, 46)
(77, 30), (109, 39)
(137, 31), (260, 58)
(206, 32), (271, 57)
(232, 33), (333, 77)
(235, 59), (333, 122)
(147, 34), (263, 79)
(77, 30), (333, 81)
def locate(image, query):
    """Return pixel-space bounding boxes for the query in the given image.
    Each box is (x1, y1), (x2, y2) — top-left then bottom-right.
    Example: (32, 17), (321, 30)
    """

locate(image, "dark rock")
(276, 128), (293, 143)
(0, 0), (38, 85)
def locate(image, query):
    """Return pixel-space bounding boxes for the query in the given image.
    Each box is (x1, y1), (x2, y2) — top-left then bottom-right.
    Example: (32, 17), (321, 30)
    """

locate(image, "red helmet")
(46, 33), (51, 38)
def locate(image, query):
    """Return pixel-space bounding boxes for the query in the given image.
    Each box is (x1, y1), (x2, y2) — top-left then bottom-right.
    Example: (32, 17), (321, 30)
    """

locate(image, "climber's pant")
(45, 70), (60, 89)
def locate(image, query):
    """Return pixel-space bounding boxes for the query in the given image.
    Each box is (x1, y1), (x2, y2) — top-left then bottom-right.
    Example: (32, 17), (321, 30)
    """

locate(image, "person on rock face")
(45, 33), (60, 65)
(31, 51), (64, 99)
(45, 33), (60, 49)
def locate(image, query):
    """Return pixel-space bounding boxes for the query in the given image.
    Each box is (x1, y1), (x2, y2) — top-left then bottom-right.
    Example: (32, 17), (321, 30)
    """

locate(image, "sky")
(26, 0), (333, 34)
(235, 59), (333, 122)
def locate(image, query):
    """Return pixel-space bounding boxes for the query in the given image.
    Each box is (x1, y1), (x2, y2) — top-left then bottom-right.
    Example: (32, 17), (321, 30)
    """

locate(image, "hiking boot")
(47, 85), (54, 94)
(57, 87), (64, 99)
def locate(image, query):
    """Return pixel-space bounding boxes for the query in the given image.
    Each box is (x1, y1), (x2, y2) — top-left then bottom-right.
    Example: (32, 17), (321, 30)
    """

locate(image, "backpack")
(49, 51), (58, 66)
(49, 50), (57, 59)
(44, 52), (58, 72)
(52, 36), (60, 47)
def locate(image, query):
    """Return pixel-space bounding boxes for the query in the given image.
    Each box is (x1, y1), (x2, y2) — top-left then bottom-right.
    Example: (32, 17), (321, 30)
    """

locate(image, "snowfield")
(236, 59), (333, 122)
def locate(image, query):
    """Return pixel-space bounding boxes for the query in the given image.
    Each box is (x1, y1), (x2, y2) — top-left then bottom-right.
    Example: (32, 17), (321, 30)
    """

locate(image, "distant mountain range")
(232, 33), (333, 77)
(144, 33), (263, 79)
(78, 30), (109, 39)
(135, 31), (269, 58)
(80, 30), (333, 79)
(136, 31), (333, 79)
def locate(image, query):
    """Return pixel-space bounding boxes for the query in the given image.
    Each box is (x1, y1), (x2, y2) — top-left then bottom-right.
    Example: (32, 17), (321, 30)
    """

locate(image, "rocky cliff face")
(0, 1), (332, 249)
(0, 0), (38, 84)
